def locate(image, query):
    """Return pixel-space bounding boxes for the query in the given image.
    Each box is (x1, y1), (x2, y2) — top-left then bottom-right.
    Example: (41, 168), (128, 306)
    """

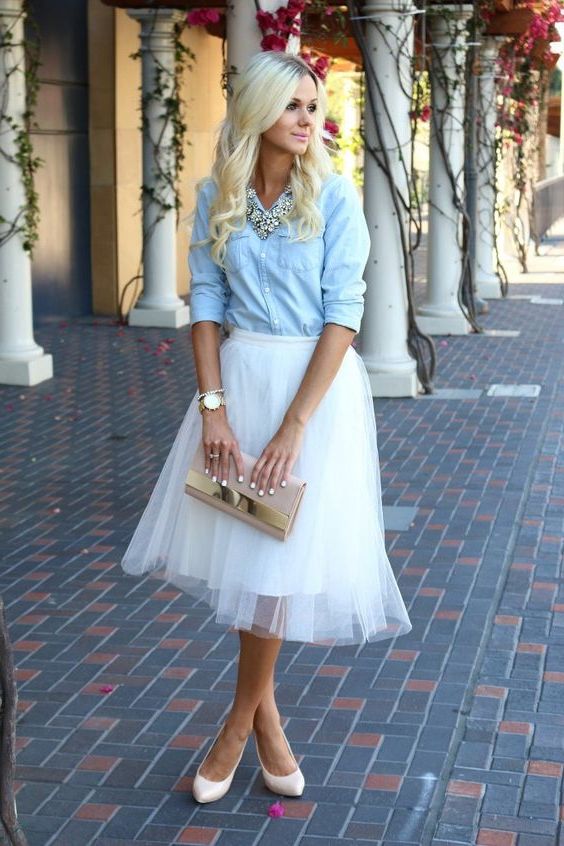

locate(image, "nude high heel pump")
(192, 723), (248, 803)
(254, 725), (305, 797)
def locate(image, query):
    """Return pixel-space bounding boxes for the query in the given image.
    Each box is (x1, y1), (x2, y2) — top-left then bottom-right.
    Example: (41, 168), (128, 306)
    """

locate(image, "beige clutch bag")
(185, 443), (307, 541)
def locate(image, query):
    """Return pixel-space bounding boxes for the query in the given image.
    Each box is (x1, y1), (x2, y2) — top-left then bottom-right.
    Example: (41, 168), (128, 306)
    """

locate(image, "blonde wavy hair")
(188, 50), (334, 269)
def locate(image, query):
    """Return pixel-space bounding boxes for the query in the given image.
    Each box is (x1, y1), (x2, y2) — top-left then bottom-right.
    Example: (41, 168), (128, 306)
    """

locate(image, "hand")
(202, 409), (244, 485)
(250, 417), (305, 496)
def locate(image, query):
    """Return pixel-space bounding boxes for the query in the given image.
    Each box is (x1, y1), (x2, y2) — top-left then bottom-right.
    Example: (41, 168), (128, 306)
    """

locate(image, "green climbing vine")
(0, 1), (42, 256)
(119, 12), (195, 323)
(130, 15), (194, 222)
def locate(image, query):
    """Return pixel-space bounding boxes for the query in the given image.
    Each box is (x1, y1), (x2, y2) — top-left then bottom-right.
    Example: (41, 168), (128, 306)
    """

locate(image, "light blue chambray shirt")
(188, 172), (371, 336)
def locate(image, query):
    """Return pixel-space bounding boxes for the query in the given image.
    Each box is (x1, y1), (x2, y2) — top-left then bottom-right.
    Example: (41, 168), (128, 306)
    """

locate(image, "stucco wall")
(89, 4), (225, 316)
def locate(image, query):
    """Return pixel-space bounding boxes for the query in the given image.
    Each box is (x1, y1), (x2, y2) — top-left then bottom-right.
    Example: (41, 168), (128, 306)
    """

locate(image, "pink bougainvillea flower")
(324, 119), (340, 137)
(267, 800), (285, 818)
(99, 685), (114, 694)
(420, 104), (431, 122)
(260, 33), (287, 51)
(187, 8), (220, 26)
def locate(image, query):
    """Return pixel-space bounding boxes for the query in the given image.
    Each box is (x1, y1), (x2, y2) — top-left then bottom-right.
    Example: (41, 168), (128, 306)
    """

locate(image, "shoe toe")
(192, 772), (233, 803)
(263, 766), (305, 797)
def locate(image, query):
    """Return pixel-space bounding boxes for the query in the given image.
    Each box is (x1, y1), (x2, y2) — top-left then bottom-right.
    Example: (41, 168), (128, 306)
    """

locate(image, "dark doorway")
(26, 0), (92, 321)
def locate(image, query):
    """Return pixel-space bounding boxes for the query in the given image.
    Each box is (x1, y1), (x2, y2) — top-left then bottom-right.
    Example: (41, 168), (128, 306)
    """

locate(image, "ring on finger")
(209, 452), (220, 459)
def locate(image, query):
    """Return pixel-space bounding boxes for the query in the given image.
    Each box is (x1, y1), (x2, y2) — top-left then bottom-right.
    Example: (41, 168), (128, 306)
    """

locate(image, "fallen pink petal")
(99, 685), (114, 693)
(267, 801), (285, 818)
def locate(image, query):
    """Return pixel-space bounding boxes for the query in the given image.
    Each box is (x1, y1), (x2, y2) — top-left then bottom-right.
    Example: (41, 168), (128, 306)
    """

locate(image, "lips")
(292, 134), (309, 140)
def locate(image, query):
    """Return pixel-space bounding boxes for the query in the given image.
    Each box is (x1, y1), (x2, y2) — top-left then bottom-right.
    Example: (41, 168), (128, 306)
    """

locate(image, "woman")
(121, 50), (411, 805)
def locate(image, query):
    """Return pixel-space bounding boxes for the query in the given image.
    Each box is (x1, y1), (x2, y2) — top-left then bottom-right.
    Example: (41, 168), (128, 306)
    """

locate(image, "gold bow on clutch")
(185, 444), (306, 541)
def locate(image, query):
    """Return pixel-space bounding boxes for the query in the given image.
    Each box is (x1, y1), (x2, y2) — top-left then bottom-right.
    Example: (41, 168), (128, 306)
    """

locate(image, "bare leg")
(252, 671), (297, 776)
(199, 629), (288, 781)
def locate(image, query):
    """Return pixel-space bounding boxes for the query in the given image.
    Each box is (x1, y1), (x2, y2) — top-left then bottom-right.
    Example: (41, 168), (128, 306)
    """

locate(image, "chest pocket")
(277, 228), (323, 271)
(225, 231), (250, 272)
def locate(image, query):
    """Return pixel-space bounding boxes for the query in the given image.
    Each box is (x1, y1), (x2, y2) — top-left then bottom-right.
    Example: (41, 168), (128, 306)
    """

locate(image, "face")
(261, 73), (318, 155)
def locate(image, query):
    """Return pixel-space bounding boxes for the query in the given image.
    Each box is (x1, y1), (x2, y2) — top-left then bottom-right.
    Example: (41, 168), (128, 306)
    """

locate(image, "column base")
(476, 275), (502, 299)
(128, 304), (191, 328)
(416, 312), (471, 336)
(362, 358), (419, 398)
(0, 353), (53, 386)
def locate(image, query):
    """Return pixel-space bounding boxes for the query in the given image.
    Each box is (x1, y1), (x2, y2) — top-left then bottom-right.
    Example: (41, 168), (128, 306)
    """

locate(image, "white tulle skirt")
(120, 326), (412, 645)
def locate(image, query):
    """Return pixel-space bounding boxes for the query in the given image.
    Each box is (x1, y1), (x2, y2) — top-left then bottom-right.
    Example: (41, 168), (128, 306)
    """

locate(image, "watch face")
(204, 393), (221, 410)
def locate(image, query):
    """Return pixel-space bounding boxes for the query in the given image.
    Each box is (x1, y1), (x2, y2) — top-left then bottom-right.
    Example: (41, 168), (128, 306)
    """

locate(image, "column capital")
(127, 8), (185, 53)
(427, 2), (473, 16)
(477, 35), (504, 75)
(361, 0), (416, 15)
(428, 4), (474, 49)
(0, 0), (24, 19)
(127, 8), (185, 23)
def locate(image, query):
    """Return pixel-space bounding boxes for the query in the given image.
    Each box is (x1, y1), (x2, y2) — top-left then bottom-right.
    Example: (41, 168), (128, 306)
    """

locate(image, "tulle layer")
(120, 327), (412, 645)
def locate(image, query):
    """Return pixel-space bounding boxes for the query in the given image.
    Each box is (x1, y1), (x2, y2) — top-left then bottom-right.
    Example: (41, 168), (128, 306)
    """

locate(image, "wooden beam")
(484, 7), (533, 35)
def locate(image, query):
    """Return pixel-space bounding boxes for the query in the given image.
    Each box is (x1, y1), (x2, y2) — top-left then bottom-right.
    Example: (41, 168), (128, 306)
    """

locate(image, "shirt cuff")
(323, 301), (364, 333)
(190, 293), (226, 326)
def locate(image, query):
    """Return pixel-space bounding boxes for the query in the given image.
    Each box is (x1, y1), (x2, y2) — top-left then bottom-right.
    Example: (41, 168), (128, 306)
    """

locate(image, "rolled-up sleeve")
(320, 176), (371, 333)
(188, 181), (230, 326)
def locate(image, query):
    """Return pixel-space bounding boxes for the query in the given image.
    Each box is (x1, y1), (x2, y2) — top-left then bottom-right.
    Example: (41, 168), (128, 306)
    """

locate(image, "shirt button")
(273, 318), (279, 324)
(264, 287), (270, 293)
(260, 252), (266, 258)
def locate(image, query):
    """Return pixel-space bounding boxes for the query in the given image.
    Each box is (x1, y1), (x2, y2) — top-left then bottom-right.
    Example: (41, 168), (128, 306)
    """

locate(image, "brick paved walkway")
(1, 236), (564, 846)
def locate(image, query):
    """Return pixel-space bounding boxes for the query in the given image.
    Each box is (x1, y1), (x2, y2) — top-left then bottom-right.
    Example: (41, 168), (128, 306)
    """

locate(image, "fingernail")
(258, 489), (264, 496)
(250, 482), (256, 489)
(238, 475), (244, 483)
(221, 479), (227, 486)
(281, 480), (287, 487)
(212, 475), (217, 482)
(268, 488), (274, 495)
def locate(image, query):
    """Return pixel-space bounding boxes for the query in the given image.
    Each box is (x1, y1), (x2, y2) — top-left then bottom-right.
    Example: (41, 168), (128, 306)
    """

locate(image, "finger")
(268, 457), (286, 493)
(257, 455), (277, 496)
(203, 439), (211, 475)
(210, 441), (221, 482)
(250, 454), (268, 490)
(220, 441), (230, 486)
(232, 444), (245, 483)
(280, 455), (297, 488)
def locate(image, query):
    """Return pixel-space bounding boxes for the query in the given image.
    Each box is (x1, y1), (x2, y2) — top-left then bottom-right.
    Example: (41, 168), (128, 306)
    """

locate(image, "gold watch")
(198, 393), (226, 413)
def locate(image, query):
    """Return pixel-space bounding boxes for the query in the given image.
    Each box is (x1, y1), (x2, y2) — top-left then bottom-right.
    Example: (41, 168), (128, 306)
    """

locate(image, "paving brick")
(4, 249), (564, 843)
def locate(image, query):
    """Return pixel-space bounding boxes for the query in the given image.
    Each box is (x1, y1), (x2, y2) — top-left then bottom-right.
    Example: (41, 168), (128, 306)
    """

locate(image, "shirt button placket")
(259, 245), (279, 333)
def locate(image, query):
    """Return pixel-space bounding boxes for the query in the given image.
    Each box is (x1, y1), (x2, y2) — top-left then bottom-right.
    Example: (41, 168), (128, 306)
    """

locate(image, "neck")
(253, 145), (293, 193)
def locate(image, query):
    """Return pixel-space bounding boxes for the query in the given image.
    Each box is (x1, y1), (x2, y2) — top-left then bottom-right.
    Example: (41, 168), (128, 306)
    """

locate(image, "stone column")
(476, 36), (502, 299)
(127, 10), (190, 329)
(417, 4), (473, 335)
(0, 0), (53, 386)
(358, 0), (418, 398)
(227, 0), (291, 86)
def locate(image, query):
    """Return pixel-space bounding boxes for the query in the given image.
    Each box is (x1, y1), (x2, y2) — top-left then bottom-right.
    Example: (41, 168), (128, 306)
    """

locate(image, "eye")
(286, 102), (297, 110)
(308, 104), (317, 113)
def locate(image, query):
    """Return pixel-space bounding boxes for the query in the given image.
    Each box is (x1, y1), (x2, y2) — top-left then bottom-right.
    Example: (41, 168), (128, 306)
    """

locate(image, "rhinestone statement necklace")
(246, 184), (294, 239)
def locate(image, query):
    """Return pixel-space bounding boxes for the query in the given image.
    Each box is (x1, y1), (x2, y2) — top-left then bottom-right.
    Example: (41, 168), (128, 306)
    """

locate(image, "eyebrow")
(289, 97), (318, 103)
